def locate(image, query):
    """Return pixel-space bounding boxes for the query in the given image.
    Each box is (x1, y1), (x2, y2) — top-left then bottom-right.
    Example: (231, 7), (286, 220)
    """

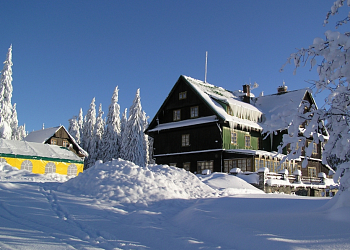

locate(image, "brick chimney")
(243, 84), (250, 103)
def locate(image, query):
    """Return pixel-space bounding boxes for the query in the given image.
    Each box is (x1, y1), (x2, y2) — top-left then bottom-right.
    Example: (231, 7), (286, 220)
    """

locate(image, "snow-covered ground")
(0, 159), (349, 250)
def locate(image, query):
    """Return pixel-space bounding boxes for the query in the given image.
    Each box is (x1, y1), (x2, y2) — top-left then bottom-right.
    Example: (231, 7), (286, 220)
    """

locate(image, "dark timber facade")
(145, 75), (331, 177)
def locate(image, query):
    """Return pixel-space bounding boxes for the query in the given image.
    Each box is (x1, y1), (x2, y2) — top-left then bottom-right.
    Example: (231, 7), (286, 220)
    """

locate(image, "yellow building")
(0, 139), (84, 176)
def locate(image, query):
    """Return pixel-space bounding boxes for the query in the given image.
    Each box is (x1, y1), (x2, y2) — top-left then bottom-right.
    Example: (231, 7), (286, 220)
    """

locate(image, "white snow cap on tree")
(82, 97), (96, 153)
(0, 45), (14, 140)
(101, 86), (121, 163)
(120, 89), (148, 167)
(68, 116), (80, 144)
(87, 103), (105, 168)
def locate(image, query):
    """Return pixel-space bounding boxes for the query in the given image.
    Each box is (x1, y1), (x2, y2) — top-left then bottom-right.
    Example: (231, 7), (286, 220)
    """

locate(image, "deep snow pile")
(58, 159), (219, 205)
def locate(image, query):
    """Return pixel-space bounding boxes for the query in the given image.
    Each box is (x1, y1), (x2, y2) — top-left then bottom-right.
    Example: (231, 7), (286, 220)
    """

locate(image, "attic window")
(63, 140), (69, 147)
(190, 106), (199, 118)
(173, 109), (181, 121)
(179, 91), (187, 100)
(51, 138), (57, 145)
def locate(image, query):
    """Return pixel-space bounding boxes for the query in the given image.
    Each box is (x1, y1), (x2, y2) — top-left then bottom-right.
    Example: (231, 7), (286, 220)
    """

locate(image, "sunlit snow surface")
(0, 160), (349, 250)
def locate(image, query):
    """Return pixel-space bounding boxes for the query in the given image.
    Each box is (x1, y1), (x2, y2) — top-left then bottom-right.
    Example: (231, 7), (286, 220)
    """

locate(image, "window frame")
(245, 135), (251, 148)
(179, 91), (187, 100)
(231, 130), (237, 145)
(190, 106), (199, 118)
(182, 134), (190, 147)
(51, 138), (57, 145)
(173, 109), (181, 121)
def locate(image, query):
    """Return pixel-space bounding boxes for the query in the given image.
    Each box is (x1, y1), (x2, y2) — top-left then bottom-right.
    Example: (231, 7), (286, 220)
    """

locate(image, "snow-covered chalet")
(145, 75), (331, 178)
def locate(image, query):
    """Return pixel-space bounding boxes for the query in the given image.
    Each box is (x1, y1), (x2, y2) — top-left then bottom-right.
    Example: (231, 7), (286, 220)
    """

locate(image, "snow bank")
(198, 172), (264, 195)
(58, 159), (219, 205)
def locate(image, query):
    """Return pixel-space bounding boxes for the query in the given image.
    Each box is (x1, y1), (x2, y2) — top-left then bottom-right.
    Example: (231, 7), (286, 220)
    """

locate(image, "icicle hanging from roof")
(228, 103), (262, 122)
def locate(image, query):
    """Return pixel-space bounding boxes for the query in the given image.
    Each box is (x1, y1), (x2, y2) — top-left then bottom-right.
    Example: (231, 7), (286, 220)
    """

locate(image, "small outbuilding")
(0, 139), (84, 176)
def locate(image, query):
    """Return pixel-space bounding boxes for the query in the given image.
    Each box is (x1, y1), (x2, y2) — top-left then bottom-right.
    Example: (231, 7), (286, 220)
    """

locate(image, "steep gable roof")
(147, 75), (319, 133)
(24, 126), (88, 157)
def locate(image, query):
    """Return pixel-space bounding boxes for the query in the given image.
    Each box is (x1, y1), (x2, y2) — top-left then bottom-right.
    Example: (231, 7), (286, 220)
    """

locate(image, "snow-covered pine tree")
(120, 89), (148, 167)
(68, 116), (80, 144)
(17, 124), (26, 140)
(87, 103), (105, 168)
(0, 45), (14, 139)
(101, 86), (121, 163)
(81, 98), (96, 156)
(77, 108), (84, 144)
(10, 103), (18, 140)
(121, 108), (127, 136)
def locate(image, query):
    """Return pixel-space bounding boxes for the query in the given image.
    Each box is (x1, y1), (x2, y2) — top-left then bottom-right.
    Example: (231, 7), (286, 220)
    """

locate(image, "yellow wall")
(0, 156), (83, 176)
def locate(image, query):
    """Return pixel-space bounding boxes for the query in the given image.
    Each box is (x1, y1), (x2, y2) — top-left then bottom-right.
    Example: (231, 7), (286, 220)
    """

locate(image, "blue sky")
(0, 1), (344, 132)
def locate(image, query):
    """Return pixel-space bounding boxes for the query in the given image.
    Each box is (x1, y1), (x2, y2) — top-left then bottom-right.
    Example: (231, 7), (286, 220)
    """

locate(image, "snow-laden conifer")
(101, 86), (121, 163)
(87, 103), (105, 168)
(120, 89), (148, 167)
(0, 45), (13, 139)
(68, 116), (80, 144)
(17, 124), (26, 140)
(81, 98), (96, 154)
(77, 108), (84, 145)
(10, 103), (18, 140)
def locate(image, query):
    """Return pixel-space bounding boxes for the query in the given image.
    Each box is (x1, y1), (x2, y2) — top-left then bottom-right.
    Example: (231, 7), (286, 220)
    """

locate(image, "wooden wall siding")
(222, 127), (260, 150)
(152, 123), (222, 156)
(45, 127), (81, 157)
(155, 78), (216, 124)
(155, 151), (222, 173)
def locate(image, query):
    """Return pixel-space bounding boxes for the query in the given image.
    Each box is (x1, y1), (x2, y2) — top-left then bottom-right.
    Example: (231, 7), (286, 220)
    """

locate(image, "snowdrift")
(58, 159), (219, 205)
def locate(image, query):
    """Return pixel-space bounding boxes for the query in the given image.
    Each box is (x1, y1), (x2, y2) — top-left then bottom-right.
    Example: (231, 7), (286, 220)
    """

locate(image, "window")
(182, 134), (190, 147)
(190, 106), (199, 118)
(231, 130), (237, 144)
(238, 159), (247, 172)
(183, 162), (190, 171)
(21, 160), (33, 172)
(245, 135), (251, 148)
(179, 91), (187, 100)
(67, 164), (78, 176)
(62, 140), (69, 147)
(45, 162), (56, 174)
(308, 167), (317, 178)
(224, 159), (237, 173)
(51, 138), (57, 145)
(173, 109), (181, 121)
(197, 161), (213, 173)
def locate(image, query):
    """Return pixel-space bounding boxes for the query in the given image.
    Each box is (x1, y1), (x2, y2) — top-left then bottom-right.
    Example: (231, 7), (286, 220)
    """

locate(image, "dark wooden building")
(145, 75), (331, 177)
(24, 125), (88, 160)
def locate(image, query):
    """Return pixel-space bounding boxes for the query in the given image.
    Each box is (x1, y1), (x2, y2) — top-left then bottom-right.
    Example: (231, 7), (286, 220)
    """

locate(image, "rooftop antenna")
(204, 51), (208, 83)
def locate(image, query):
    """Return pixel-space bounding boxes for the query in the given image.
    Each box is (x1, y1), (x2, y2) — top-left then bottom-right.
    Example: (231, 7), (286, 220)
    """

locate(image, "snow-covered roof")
(0, 139), (83, 162)
(184, 76), (263, 131)
(24, 126), (88, 157)
(148, 115), (219, 132)
(254, 89), (310, 131)
(24, 126), (61, 143)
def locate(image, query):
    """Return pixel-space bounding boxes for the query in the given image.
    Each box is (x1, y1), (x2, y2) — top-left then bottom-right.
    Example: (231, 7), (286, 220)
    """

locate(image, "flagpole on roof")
(204, 51), (208, 83)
